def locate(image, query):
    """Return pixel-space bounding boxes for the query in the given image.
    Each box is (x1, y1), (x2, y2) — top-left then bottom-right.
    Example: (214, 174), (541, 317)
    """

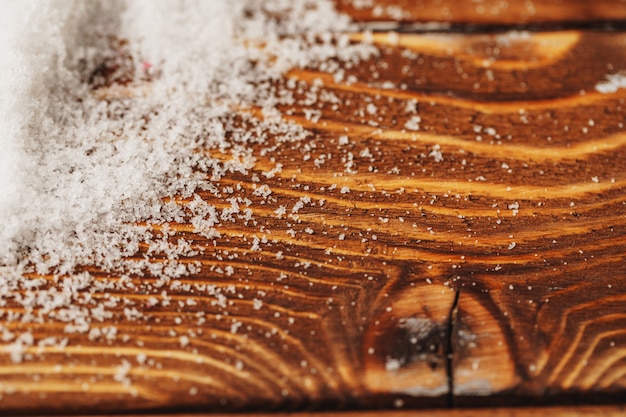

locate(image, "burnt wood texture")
(3, 1), (626, 415)
(335, 0), (626, 25)
(71, 404), (626, 417)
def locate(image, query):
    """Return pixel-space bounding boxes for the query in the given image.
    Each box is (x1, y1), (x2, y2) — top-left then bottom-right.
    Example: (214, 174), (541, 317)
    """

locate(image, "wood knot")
(362, 284), (455, 397)
(385, 317), (446, 372)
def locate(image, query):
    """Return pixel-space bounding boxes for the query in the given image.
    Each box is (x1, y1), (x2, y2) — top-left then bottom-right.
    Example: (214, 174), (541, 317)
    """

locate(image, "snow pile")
(0, 0), (377, 358)
(0, 0), (374, 275)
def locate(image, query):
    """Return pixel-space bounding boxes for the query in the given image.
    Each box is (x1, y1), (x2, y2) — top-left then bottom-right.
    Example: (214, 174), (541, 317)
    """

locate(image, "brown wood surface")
(334, 0), (626, 25)
(3, 19), (626, 417)
(71, 404), (626, 417)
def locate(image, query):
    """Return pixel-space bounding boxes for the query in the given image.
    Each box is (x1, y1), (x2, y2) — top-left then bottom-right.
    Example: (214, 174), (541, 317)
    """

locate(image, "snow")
(0, 0), (377, 362)
(0, 0), (372, 273)
(595, 72), (626, 94)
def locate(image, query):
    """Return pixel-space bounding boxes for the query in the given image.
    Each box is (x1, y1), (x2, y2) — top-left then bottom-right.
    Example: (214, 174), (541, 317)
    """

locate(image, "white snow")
(595, 72), (626, 94)
(0, 0), (374, 273)
(0, 0), (377, 362)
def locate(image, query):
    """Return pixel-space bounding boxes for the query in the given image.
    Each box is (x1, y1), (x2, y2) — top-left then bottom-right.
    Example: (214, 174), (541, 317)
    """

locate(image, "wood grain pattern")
(76, 404), (626, 417)
(335, 0), (626, 25)
(2, 27), (626, 415)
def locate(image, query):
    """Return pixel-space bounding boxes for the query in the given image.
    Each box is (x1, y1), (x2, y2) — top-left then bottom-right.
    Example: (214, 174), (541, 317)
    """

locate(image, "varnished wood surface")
(3, 21), (626, 417)
(334, 0), (626, 26)
(72, 404), (626, 417)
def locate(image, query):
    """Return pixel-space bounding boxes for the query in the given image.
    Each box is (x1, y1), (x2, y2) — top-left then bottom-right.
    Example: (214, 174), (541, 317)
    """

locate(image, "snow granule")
(595, 72), (626, 94)
(404, 115), (421, 131)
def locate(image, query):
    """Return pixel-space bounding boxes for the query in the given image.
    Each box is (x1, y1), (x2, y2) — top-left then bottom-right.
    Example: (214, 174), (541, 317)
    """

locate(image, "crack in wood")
(447, 289), (461, 408)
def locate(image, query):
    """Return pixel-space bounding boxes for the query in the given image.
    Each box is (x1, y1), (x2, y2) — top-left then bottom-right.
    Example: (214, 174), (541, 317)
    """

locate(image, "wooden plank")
(334, 0), (626, 25)
(2, 28), (626, 415)
(73, 405), (626, 417)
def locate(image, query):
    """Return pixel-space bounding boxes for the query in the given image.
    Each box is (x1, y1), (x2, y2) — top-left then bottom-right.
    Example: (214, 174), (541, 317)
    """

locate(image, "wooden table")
(3, 1), (626, 415)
